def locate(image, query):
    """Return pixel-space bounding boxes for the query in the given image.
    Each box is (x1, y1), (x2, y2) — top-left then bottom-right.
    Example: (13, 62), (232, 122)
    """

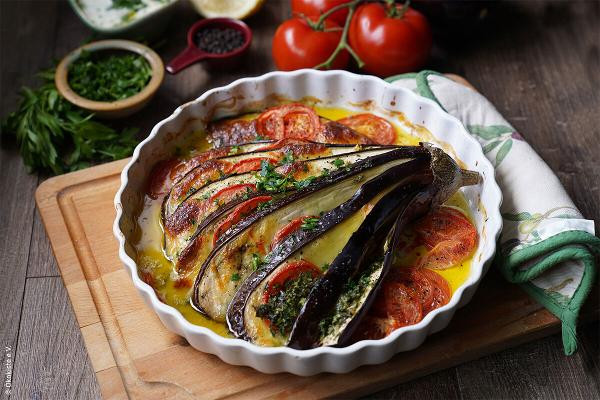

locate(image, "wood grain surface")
(33, 144), (599, 399)
(1, 1), (598, 399)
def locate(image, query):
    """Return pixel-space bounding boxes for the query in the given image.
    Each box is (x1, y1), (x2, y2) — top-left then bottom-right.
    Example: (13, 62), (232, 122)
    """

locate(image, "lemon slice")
(190, 0), (265, 20)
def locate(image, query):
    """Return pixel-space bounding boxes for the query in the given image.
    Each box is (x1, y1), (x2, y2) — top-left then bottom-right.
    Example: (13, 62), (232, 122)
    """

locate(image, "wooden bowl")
(55, 40), (164, 119)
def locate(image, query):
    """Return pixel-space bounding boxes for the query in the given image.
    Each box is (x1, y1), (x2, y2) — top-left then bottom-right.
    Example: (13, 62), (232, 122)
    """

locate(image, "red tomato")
(414, 207), (478, 270)
(348, 3), (432, 76)
(213, 196), (272, 245)
(262, 260), (322, 303)
(291, 0), (349, 26)
(355, 267), (450, 341)
(227, 157), (277, 174)
(147, 158), (181, 199)
(272, 17), (349, 71)
(270, 216), (317, 249)
(209, 183), (256, 205)
(255, 138), (311, 152)
(256, 104), (322, 140)
(395, 268), (451, 315)
(337, 113), (396, 144)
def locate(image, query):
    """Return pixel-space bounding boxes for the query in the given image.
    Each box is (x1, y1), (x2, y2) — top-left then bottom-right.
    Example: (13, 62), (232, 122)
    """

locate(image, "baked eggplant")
(225, 144), (480, 347)
(191, 147), (432, 323)
(162, 145), (397, 263)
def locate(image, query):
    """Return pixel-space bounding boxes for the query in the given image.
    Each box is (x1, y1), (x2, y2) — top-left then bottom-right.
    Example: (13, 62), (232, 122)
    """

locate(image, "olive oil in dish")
(133, 105), (478, 343)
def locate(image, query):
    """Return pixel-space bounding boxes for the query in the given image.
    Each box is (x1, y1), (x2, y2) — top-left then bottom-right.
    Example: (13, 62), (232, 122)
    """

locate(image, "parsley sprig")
(1, 69), (138, 175)
(255, 159), (297, 192)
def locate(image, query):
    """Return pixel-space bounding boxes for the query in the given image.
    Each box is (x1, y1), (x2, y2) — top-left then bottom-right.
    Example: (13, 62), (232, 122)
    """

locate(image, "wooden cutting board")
(35, 79), (598, 399)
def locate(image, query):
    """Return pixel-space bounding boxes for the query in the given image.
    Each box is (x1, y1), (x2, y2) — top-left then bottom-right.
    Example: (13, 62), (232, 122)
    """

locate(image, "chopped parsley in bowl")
(55, 39), (164, 118)
(68, 50), (153, 102)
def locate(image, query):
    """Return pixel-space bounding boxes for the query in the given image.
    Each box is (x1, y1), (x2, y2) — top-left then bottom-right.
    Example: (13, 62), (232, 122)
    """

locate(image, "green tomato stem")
(313, 0), (365, 70)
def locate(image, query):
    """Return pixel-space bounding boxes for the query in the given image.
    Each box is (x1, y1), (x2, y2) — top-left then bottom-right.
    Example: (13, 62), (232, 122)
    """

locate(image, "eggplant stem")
(460, 169), (481, 186)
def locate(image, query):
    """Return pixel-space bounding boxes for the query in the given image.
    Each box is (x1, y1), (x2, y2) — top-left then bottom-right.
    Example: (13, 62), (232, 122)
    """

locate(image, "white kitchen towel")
(387, 70), (599, 355)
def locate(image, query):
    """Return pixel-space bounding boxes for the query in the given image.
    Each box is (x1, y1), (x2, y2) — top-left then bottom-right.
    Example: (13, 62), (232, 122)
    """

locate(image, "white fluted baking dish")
(114, 69), (502, 376)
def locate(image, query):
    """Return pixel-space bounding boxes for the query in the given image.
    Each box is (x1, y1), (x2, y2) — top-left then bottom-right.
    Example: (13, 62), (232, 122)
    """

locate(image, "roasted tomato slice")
(356, 267), (450, 340)
(256, 104), (321, 140)
(336, 113), (396, 145)
(147, 158), (181, 199)
(394, 268), (451, 315)
(210, 183), (256, 206)
(227, 157), (277, 174)
(255, 138), (311, 152)
(262, 260), (322, 303)
(270, 216), (317, 249)
(414, 207), (478, 270)
(213, 196), (272, 245)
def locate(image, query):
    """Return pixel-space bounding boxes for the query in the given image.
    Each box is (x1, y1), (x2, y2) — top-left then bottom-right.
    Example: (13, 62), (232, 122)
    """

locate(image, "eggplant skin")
(196, 147), (431, 322)
(226, 157), (433, 343)
(288, 144), (481, 349)
(287, 184), (424, 349)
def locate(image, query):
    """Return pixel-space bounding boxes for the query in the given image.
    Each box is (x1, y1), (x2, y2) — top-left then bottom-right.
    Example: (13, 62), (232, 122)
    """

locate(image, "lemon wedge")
(190, 0), (265, 20)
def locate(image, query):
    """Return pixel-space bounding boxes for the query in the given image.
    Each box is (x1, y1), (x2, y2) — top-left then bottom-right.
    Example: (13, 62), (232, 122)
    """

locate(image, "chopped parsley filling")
(256, 271), (317, 335)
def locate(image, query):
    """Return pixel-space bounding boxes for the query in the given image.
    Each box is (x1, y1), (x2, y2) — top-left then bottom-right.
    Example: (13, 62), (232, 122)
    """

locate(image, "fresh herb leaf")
(68, 50), (152, 102)
(293, 176), (316, 189)
(300, 217), (320, 231)
(254, 160), (295, 192)
(110, 0), (145, 11)
(231, 273), (241, 282)
(251, 253), (264, 271)
(322, 263), (330, 272)
(331, 158), (344, 168)
(280, 150), (295, 165)
(1, 68), (138, 175)
(228, 145), (241, 155)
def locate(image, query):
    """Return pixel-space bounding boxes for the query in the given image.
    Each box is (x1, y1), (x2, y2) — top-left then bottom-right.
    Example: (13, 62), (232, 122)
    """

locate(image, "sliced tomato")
(336, 113), (396, 145)
(147, 158), (181, 199)
(169, 147), (230, 183)
(270, 216), (317, 249)
(357, 267), (450, 341)
(227, 157), (277, 174)
(256, 104), (321, 140)
(262, 260), (321, 303)
(210, 183), (256, 205)
(414, 207), (478, 270)
(381, 282), (423, 327)
(395, 268), (451, 315)
(255, 138), (311, 152)
(354, 317), (392, 340)
(170, 159), (231, 202)
(212, 196), (272, 246)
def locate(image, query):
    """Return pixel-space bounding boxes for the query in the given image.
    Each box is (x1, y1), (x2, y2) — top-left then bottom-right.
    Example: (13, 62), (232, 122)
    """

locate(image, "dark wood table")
(1, 1), (598, 399)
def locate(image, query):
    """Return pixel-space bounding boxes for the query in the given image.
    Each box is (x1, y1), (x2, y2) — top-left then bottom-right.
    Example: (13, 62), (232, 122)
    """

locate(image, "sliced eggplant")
(162, 146), (400, 263)
(193, 148), (432, 323)
(287, 144), (481, 349)
(224, 159), (434, 344)
(164, 141), (386, 218)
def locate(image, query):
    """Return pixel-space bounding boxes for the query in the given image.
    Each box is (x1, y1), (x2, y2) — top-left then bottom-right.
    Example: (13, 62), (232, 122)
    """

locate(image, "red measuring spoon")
(167, 18), (252, 74)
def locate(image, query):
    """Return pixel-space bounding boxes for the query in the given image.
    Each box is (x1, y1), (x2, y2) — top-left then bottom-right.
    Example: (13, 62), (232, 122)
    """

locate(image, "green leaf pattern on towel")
(468, 124), (522, 167)
(501, 206), (580, 252)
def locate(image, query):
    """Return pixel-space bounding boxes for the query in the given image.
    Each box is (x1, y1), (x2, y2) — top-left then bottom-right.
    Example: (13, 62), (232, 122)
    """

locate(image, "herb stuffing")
(1, 69), (138, 175)
(319, 261), (381, 338)
(256, 272), (317, 335)
(68, 50), (152, 102)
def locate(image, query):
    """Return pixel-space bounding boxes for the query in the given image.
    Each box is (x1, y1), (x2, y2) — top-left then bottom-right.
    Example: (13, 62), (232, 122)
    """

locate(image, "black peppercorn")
(194, 27), (245, 54)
